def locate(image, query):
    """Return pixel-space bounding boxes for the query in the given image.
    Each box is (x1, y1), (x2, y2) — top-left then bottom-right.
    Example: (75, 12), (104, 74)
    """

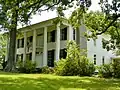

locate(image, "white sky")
(30, 0), (101, 25)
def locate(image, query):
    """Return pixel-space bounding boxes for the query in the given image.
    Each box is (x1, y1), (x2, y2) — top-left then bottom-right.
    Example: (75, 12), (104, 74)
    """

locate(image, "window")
(51, 30), (55, 42)
(29, 36), (33, 42)
(17, 38), (24, 48)
(73, 29), (76, 40)
(27, 36), (33, 47)
(29, 53), (32, 60)
(94, 54), (96, 65)
(48, 50), (54, 67)
(47, 30), (55, 42)
(21, 38), (24, 48)
(60, 49), (67, 59)
(17, 39), (20, 48)
(102, 56), (105, 65)
(60, 27), (67, 40)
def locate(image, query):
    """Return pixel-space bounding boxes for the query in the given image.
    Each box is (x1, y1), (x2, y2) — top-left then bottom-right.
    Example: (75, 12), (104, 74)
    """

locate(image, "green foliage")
(55, 41), (95, 76)
(54, 59), (66, 75)
(98, 58), (120, 78)
(112, 58), (120, 78)
(41, 66), (54, 74)
(98, 64), (113, 78)
(17, 60), (36, 73)
(69, 8), (85, 30)
(1, 73), (120, 90)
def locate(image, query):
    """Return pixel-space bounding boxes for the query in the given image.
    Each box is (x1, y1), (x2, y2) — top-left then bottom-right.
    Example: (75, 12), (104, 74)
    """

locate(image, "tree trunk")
(4, 10), (18, 72)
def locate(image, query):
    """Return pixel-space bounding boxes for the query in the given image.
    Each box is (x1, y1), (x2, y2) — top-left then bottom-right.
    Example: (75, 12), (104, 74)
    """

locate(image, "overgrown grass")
(0, 72), (120, 90)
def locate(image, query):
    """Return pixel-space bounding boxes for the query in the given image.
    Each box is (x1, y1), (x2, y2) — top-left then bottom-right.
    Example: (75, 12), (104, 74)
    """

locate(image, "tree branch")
(96, 14), (120, 35)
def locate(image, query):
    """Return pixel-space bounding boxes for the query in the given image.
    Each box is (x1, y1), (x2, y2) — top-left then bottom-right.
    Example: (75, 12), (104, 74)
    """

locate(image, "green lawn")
(0, 72), (120, 90)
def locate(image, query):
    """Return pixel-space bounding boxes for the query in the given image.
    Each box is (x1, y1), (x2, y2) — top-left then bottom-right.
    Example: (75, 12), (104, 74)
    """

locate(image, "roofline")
(18, 17), (68, 31)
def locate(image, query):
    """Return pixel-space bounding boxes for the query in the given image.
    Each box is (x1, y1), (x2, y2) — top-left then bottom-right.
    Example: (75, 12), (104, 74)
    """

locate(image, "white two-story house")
(14, 17), (111, 68)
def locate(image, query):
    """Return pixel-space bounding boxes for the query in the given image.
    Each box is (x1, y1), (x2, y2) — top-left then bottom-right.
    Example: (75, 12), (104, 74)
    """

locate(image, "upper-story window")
(27, 36), (33, 46)
(21, 38), (24, 47)
(17, 38), (24, 48)
(48, 30), (55, 42)
(17, 39), (20, 48)
(60, 27), (67, 40)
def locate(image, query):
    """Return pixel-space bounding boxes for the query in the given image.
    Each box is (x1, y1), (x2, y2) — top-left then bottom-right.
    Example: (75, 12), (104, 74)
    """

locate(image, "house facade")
(13, 17), (111, 68)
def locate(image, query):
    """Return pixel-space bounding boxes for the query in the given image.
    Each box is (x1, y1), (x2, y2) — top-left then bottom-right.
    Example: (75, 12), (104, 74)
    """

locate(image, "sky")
(29, 0), (101, 25)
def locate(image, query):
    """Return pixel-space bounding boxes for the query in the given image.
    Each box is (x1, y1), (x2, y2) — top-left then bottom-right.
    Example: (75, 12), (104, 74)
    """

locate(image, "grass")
(0, 72), (120, 90)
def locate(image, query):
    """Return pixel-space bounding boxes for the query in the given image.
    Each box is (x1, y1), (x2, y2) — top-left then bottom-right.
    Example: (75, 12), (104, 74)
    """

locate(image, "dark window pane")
(48, 50), (54, 67)
(21, 38), (24, 48)
(102, 56), (104, 65)
(94, 54), (96, 65)
(60, 49), (67, 59)
(29, 53), (32, 60)
(17, 39), (20, 48)
(51, 30), (55, 42)
(73, 29), (75, 40)
(60, 27), (67, 40)
(29, 36), (33, 42)
(21, 54), (23, 61)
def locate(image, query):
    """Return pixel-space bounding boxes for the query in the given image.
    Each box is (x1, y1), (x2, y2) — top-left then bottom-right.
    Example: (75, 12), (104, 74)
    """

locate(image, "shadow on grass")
(0, 75), (120, 90)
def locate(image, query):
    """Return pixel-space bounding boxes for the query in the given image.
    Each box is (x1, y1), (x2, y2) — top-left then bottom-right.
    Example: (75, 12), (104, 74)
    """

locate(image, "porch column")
(23, 32), (27, 63)
(43, 27), (47, 66)
(32, 29), (36, 62)
(67, 25), (73, 40)
(55, 22), (60, 61)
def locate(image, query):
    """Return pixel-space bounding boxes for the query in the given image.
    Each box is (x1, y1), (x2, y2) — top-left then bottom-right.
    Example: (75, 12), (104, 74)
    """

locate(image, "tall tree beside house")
(0, 0), (77, 72)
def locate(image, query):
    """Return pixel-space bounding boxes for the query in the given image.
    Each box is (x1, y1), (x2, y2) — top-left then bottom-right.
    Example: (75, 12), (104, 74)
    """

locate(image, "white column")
(67, 25), (73, 40)
(55, 22), (60, 61)
(43, 27), (47, 66)
(32, 30), (36, 62)
(23, 32), (27, 63)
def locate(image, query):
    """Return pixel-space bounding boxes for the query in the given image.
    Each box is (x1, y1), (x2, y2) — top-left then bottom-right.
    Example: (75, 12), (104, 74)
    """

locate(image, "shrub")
(112, 58), (120, 78)
(17, 60), (36, 73)
(98, 64), (113, 78)
(54, 59), (66, 75)
(41, 66), (54, 74)
(55, 41), (95, 76)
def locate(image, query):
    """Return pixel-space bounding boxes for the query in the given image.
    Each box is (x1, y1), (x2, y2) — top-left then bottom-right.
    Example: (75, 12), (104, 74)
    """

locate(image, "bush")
(54, 59), (66, 75)
(112, 58), (120, 78)
(41, 66), (54, 74)
(55, 41), (95, 76)
(98, 64), (113, 78)
(17, 60), (36, 73)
